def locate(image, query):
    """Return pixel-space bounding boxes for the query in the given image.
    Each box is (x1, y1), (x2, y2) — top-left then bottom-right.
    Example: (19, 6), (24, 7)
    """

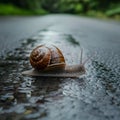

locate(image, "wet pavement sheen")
(0, 15), (120, 120)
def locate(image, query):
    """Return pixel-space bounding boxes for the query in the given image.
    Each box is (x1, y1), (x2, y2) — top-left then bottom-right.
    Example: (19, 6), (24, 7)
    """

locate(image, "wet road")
(0, 15), (120, 54)
(0, 14), (120, 120)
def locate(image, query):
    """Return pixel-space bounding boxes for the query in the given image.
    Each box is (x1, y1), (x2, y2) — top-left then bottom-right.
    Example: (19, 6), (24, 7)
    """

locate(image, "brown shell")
(30, 45), (51, 70)
(30, 45), (65, 71)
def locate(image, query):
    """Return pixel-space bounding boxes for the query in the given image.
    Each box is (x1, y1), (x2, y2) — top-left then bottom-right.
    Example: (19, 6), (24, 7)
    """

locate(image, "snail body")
(22, 45), (86, 77)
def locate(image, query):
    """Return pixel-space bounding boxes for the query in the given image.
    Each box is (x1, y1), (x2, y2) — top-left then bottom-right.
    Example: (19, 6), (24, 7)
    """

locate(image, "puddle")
(0, 30), (120, 120)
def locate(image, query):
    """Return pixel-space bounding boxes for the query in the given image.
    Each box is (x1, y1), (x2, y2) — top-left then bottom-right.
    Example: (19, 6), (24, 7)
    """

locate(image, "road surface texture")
(0, 14), (120, 120)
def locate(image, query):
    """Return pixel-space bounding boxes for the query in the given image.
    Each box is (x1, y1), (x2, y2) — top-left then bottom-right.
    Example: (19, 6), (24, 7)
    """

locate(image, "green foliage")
(106, 3), (120, 16)
(0, 4), (31, 15)
(106, 7), (120, 16)
(0, 0), (119, 19)
(0, 4), (48, 15)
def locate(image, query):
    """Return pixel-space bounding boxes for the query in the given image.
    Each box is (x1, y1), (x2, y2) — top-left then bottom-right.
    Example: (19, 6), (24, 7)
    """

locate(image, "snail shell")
(30, 45), (65, 71)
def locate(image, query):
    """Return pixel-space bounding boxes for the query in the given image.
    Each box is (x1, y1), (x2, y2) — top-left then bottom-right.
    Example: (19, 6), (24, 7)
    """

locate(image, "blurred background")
(0, 0), (120, 20)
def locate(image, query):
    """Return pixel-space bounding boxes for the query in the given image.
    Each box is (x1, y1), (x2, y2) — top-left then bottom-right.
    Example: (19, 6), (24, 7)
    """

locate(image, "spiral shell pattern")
(30, 45), (51, 70)
(30, 45), (65, 70)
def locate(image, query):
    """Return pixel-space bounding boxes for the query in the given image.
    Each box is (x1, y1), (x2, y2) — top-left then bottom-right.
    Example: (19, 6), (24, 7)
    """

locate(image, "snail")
(22, 44), (88, 77)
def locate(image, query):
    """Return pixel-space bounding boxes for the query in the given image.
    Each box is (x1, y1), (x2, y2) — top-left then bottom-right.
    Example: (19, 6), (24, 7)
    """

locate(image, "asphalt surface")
(0, 16), (51, 55)
(0, 15), (120, 54)
(0, 14), (120, 120)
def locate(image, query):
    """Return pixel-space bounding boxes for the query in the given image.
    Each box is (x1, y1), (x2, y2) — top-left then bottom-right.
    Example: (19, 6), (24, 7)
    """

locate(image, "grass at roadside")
(85, 10), (120, 21)
(0, 4), (48, 15)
